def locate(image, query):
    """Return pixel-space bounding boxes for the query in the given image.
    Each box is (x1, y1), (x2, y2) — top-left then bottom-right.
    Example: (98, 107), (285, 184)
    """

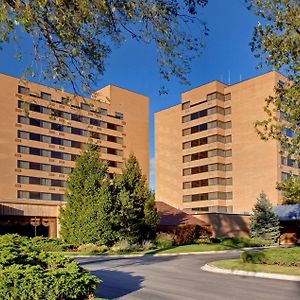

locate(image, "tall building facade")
(155, 71), (297, 214)
(0, 73), (149, 237)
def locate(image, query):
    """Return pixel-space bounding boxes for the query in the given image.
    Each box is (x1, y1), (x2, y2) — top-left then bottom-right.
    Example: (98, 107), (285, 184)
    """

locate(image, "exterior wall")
(96, 85), (149, 178)
(0, 73), (149, 237)
(194, 213), (250, 238)
(228, 72), (282, 213)
(155, 105), (182, 209)
(155, 71), (292, 215)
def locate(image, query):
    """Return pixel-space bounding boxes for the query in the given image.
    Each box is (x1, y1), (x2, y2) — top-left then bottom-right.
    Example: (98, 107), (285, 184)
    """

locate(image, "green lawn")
(146, 243), (238, 254)
(211, 259), (300, 276)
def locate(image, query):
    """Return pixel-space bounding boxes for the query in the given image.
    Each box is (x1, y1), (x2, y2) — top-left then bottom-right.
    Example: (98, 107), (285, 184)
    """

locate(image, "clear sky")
(0, 0), (271, 190)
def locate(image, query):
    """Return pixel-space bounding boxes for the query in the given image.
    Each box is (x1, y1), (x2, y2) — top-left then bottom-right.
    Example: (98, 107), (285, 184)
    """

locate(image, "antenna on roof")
(228, 70), (231, 85)
(240, 74), (242, 82)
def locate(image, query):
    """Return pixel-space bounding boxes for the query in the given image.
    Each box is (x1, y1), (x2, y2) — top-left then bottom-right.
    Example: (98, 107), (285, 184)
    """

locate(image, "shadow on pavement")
(91, 269), (143, 299)
(78, 254), (177, 268)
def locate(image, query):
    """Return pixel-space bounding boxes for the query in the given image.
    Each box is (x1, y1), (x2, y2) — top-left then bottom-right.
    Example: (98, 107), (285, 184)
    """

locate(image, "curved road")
(77, 253), (300, 300)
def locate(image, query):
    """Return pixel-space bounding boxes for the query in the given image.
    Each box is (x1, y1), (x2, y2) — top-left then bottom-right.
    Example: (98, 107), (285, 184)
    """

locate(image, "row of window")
(183, 149), (232, 163)
(183, 191), (233, 202)
(17, 190), (65, 201)
(183, 177), (232, 189)
(18, 116), (123, 144)
(18, 175), (66, 187)
(183, 135), (232, 150)
(18, 101), (123, 130)
(281, 156), (300, 169)
(183, 163), (232, 176)
(182, 120), (231, 136)
(18, 131), (123, 156)
(18, 145), (76, 161)
(18, 86), (124, 120)
(18, 160), (72, 174)
(181, 93), (231, 110)
(182, 106), (231, 123)
(186, 206), (231, 213)
(17, 146), (123, 168)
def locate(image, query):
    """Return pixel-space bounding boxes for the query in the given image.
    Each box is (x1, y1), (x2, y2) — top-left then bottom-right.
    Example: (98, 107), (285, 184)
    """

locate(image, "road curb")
(72, 246), (268, 259)
(201, 263), (300, 282)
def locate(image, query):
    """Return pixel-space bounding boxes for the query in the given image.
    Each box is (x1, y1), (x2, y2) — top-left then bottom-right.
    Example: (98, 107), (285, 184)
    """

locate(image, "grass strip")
(211, 259), (300, 276)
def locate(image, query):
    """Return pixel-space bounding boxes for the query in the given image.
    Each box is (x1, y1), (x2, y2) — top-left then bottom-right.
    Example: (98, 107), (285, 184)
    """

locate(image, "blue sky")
(0, 0), (271, 190)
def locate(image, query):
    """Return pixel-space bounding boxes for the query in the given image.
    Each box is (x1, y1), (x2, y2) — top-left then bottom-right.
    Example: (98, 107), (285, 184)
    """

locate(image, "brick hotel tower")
(155, 71), (297, 215)
(0, 73), (149, 237)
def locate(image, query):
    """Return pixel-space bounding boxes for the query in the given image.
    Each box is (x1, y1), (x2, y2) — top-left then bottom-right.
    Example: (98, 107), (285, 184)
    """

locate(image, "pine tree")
(249, 192), (280, 242)
(60, 144), (115, 245)
(113, 154), (159, 243)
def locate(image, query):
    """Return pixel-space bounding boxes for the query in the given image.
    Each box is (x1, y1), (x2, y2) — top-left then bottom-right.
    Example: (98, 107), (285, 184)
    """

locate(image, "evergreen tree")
(60, 144), (115, 245)
(249, 192), (280, 242)
(113, 154), (159, 243)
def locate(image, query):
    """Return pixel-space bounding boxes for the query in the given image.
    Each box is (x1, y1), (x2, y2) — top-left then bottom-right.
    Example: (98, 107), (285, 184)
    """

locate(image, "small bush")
(0, 234), (100, 300)
(172, 225), (198, 245)
(241, 248), (300, 267)
(111, 240), (134, 253)
(78, 243), (108, 253)
(29, 236), (73, 252)
(154, 233), (174, 249)
(197, 237), (213, 244)
(141, 240), (156, 251)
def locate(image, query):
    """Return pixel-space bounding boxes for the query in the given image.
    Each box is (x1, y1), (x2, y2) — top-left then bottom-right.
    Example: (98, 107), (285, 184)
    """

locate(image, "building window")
(18, 86), (30, 95)
(225, 107), (231, 115)
(115, 112), (124, 120)
(41, 92), (51, 101)
(98, 108), (107, 115)
(207, 92), (225, 101)
(17, 175), (29, 184)
(80, 103), (90, 111)
(182, 101), (190, 110)
(17, 191), (29, 199)
(224, 93), (231, 101)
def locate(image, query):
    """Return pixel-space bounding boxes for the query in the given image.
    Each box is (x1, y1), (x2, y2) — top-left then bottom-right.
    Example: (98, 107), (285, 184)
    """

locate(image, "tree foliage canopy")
(59, 144), (115, 245)
(113, 154), (159, 243)
(0, 0), (208, 93)
(60, 146), (159, 245)
(247, 1), (300, 160)
(249, 192), (280, 242)
(277, 175), (300, 205)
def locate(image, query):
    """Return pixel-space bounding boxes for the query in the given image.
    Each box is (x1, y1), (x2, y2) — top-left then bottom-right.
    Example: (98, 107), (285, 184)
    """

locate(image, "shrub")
(0, 234), (100, 300)
(154, 233), (174, 249)
(78, 243), (108, 253)
(172, 225), (210, 245)
(110, 240), (137, 253)
(141, 240), (156, 251)
(241, 248), (300, 267)
(197, 237), (213, 244)
(29, 236), (74, 252)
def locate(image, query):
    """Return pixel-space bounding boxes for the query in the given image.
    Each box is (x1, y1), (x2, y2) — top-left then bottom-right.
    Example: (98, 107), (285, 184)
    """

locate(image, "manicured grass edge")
(209, 258), (300, 276)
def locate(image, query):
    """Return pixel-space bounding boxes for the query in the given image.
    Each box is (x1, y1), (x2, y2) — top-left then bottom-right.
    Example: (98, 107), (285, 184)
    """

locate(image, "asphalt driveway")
(77, 253), (300, 300)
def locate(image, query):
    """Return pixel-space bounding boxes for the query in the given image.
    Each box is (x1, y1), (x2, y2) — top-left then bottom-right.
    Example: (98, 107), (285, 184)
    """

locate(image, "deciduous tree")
(277, 175), (300, 205)
(0, 0), (209, 93)
(247, 0), (300, 159)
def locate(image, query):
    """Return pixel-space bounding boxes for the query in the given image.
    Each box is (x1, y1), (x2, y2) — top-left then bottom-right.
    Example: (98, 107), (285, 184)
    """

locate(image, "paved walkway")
(77, 253), (300, 300)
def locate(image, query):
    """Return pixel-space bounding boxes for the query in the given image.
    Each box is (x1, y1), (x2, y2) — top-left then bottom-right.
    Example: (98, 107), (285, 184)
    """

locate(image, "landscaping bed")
(46, 236), (272, 256)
